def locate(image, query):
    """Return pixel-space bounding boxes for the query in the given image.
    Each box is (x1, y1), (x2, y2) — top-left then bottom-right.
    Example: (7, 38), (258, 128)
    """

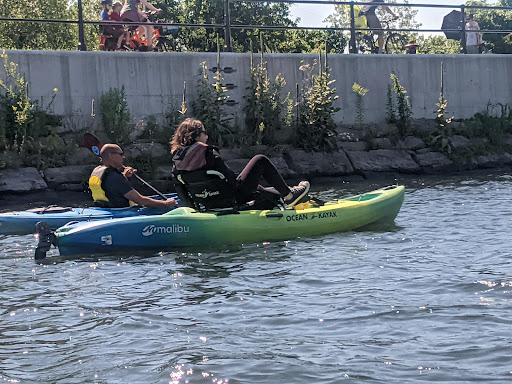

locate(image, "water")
(1, 173), (512, 383)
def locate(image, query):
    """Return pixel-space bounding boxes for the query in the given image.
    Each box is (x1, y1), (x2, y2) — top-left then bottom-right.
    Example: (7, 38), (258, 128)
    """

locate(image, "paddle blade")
(81, 132), (104, 156)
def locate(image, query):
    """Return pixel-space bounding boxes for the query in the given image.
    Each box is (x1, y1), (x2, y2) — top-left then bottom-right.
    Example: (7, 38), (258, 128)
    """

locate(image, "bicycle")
(356, 19), (407, 54)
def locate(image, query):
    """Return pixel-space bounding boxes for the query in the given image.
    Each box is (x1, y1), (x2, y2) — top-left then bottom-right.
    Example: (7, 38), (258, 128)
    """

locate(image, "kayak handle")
(265, 212), (283, 218)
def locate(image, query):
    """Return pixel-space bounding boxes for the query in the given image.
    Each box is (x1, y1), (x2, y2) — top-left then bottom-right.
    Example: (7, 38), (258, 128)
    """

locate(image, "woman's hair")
(170, 118), (205, 152)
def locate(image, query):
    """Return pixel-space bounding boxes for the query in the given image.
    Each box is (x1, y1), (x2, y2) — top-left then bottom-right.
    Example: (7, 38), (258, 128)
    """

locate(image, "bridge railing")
(1, 0), (512, 53)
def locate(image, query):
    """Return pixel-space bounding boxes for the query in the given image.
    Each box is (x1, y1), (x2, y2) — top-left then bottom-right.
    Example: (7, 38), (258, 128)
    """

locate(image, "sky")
(290, 0), (459, 36)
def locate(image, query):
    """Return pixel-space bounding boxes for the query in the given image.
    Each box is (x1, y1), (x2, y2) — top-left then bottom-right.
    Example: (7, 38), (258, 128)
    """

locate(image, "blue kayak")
(0, 194), (178, 235)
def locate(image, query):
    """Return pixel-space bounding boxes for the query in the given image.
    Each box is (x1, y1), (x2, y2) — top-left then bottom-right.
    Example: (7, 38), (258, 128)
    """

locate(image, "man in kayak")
(89, 144), (178, 208)
(170, 118), (310, 209)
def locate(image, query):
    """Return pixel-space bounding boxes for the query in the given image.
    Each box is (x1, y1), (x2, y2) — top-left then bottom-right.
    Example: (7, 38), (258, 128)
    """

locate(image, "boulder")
(0, 167), (47, 193)
(347, 149), (420, 174)
(218, 148), (242, 161)
(67, 147), (99, 166)
(339, 141), (368, 152)
(287, 150), (354, 177)
(475, 153), (512, 168)
(450, 135), (470, 148)
(396, 136), (425, 151)
(154, 166), (173, 180)
(371, 138), (393, 150)
(269, 157), (297, 179)
(43, 165), (92, 189)
(413, 152), (455, 173)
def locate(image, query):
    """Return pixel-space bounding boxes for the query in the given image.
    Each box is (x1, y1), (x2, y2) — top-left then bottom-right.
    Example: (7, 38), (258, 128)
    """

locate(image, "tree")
(417, 35), (460, 54)
(0, 0), (101, 51)
(324, 0), (420, 48)
(466, 0), (512, 54)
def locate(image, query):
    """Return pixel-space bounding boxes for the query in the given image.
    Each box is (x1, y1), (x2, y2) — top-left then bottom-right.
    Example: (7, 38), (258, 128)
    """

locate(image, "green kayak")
(38, 185), (405, 258)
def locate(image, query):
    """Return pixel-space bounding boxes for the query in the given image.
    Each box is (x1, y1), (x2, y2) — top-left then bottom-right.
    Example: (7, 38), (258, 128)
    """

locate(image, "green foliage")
(0, 50), (65, 169)
(461, 102), (512, 146)
(324, 0), (420, 45)
(0, 0), (99, 50)
(390, 73), (412, 137)
(170, 0), (296, 53)
(244, 56), (292, 145)
(352, 82), (369, 125)
(429, 92), (454, 154)
(100, 86), (134, 145)
(417, 35), (461, 54)
(191, 62), (232, 146)
(386, 84), (397, 124)
(467, 0), (512, 54)
(295, 60), (340, 152)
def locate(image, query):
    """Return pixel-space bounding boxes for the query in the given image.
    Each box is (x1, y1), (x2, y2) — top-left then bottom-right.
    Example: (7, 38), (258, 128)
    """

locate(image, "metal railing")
(1, 0), (512, 53)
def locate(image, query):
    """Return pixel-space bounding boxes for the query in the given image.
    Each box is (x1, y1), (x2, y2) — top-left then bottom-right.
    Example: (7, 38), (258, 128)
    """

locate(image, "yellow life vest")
(89, 165), (110, 204)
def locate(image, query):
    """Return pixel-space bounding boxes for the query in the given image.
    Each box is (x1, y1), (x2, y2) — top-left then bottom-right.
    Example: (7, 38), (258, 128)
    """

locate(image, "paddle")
(81, 132), (168, 200)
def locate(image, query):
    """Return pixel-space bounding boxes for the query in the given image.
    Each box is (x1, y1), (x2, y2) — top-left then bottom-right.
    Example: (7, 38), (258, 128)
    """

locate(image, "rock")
(413, 152), (455, 173)
(339, 141), (368, 152)
(415, 148), (431, 155)
(396, 136), (425, 151)
(410, 118), (438, 133)
(154, 166), (173, 180)
(0, 167), (48, 193)
(347, 149), (420, 174)
(269, 157), (296, 179)
(67, 147), (99, 166)
(126, 142), (169, 158)
(505, 135), (512, 146)
(450, 135), (470, 148)
(475, 153), (512, 168)
(43, 165), (92, 189)
(217, 148), (241, 161)
(287, 150), (354, 177)
(371, 138), (393, 150)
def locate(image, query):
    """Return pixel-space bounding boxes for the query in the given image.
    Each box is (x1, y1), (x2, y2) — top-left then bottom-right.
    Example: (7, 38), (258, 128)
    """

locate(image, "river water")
(1, 172), (512, 383)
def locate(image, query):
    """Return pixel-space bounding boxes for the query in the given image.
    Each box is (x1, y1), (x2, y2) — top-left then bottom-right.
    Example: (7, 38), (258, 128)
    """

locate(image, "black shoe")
(285, 181), (310, 208)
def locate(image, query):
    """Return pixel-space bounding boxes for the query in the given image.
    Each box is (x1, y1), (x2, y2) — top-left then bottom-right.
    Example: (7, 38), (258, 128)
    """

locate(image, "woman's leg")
(236, 155), (290, 201)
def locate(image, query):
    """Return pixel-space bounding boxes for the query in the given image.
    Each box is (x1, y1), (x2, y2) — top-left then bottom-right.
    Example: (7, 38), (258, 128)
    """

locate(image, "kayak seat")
(174, 169), (237, 211)
(27, 206), (73, 214)
(173, 170), (280, 212)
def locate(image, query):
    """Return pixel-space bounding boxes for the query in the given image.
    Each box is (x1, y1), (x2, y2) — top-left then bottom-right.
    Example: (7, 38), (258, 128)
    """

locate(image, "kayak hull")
(54, 186), (405, 257)
(0, 194), (176, 235)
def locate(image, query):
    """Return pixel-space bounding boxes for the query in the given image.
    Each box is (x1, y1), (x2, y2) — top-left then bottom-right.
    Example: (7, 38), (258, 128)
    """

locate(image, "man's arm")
(124, 189), (178, 208)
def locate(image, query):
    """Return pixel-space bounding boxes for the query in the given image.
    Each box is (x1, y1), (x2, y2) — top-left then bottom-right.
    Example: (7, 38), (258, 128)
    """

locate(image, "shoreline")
(1, 168), (509, 212)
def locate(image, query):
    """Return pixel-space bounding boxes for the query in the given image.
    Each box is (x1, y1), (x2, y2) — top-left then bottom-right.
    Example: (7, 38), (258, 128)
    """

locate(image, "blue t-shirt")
(102, 167), (134, 208)
(100, 9), (110, 21)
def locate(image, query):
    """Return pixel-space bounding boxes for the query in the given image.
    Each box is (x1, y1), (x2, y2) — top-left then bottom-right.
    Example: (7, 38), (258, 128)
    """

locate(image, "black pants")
(236, 155), (290, 203)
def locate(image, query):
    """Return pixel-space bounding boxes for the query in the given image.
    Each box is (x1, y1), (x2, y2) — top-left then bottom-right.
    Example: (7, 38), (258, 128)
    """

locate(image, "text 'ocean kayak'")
(36, 186), (405, 258)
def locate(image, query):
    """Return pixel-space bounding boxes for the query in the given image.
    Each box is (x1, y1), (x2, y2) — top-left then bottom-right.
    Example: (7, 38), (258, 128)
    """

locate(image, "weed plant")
(191, 62), (232, 147)
(390, 73), (412, 137)
(100, 86), (134, 145)
(295, 60), (339, 152)
(352, 82), (369, 125)
(386, 84), (397, 124)
(244, 56), (293, 145)
(0, 50), (67, 169)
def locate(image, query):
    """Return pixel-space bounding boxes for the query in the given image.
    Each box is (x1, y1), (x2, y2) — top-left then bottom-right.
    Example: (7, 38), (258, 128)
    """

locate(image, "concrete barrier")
(3, 50), (512, 129)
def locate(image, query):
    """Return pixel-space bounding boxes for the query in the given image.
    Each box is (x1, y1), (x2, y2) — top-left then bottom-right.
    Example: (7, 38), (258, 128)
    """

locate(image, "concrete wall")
(3, 50), (512, 130)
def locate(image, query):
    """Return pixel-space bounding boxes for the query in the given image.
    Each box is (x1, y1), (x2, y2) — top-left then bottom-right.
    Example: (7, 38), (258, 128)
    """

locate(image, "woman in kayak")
(170, 118), (310, 209)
